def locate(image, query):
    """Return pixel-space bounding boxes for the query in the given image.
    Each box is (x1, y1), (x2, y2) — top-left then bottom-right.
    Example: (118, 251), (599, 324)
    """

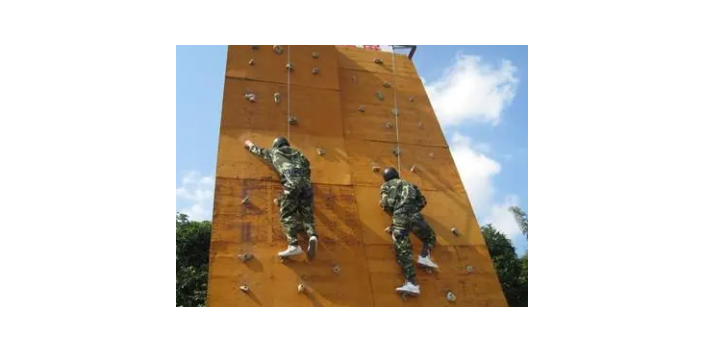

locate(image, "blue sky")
(176, 45), (528, 255)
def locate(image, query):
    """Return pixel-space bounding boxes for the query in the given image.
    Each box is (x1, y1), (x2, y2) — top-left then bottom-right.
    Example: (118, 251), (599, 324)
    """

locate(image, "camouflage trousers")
(391, 212), (436, 283)
(279, 181), (317, 246)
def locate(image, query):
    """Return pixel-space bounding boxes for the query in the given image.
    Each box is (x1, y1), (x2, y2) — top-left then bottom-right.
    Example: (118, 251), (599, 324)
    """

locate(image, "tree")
(176, 213), (211, 307)
(509, 206), (528, 239)
(508, 206), (528, 302)
(481, 224), (528, 307)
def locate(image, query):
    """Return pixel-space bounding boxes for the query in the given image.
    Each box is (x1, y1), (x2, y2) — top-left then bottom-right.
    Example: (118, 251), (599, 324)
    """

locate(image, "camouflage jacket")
(249, 144), (311, 187)
(379, 178), (427, 215)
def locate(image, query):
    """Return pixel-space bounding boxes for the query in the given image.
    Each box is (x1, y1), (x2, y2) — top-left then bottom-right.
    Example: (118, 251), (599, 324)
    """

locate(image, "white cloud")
(176, 171), (214, 221)
(425, 54), (518, 126)
(484, 195), (522, 239)
(449, 132), (501, 215)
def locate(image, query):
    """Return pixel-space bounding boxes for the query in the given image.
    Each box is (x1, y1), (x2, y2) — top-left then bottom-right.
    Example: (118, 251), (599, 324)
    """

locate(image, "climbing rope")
(287, 45), (291, 141)
(391, 46), (401, 175)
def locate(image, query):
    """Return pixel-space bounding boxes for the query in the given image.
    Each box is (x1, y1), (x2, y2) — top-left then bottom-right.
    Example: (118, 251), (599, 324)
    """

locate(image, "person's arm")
(415, 185), (427, 211)
(244, 140), (273, 165)
(379, 183), (394, 214)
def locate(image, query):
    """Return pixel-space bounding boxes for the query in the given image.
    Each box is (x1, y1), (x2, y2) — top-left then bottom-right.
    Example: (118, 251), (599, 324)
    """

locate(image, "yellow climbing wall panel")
(208, 45), (507, 306)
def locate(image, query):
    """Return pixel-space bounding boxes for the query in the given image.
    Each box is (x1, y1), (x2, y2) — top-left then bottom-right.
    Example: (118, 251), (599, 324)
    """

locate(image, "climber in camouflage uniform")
(244, 136), (318, 259)
(379, 167), (438, 296)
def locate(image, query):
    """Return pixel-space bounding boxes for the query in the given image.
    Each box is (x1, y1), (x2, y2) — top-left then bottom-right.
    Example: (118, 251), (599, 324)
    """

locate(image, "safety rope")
(391, 46), (401, 175)
(287, 45), (291, 141)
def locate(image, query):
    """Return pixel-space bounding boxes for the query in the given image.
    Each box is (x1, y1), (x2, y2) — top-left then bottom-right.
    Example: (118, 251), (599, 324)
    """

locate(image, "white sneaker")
(417, 255), (439, 268)
(395, 281), (420, 295)
(278, 245), (304, 257)
(307, 236), (318, 259)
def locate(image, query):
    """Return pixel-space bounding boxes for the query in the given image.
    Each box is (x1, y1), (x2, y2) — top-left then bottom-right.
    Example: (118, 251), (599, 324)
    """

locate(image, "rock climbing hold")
(317, 148), (326, 156)
(446, 291), (456, 302)
(374, 58), (384, 65)
(384, 121), (393, 129)
(244, 93), (256, 102)
(312, 66), (320, 74)
(391, 108), (399, 117)
(238, 253), (253, 263)
(274, 92), (281, 104)
(297, 284), (305, 293)
(248, 58), (255, 66)
(286, 63), (295, 71)
(274, 198), (279, 206)
(429, 152), (435, 158)
(288, 116), (298, 125)
(418, 121), (424, 129)
(376, 91), (384, 101)
(358, 105), (365, 112)
(273, 45), (283, 54)
(383, 81), (391, 88)
(410, 165), (418, 173)
(372, 165), (380, 172)
(251, 45), (259, 50)
(241, 196), (249, 204)
(239, 285), (250, 293)
(312, 52), (319, 58)
(352, 75), (357, 82)
(451, 227), (461, 236)
(466, 266), (474, 273)
(409, 96), (415, 102)
(333, 265), (341, 274)
(393, 147), (401, 157)
(385, 226), (392, 234)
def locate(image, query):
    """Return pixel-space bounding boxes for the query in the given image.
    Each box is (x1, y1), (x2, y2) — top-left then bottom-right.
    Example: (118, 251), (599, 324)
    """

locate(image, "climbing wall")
(207, 45), (507, 306)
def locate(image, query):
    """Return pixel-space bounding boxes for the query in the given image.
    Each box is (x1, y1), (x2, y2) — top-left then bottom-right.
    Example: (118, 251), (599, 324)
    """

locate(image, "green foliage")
(481, 224), (528, 307)
(508, 206), (528, 239)
(176, 213), (211, 307)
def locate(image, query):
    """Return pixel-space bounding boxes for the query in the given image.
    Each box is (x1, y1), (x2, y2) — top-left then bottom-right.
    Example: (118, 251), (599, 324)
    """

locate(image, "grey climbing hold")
(312, 52), (319, 58)
(417, 121), (424, 128)
(241, 196), (249, 204)
(274, 92), (281, 104)
(238, 253), (253, 262)
(251, 45), (259, 50)
(352, 75), (357, 82)
(273, 45), (283, 54)
(244, 93), (256, 102)
(312, 66), (320, 74)
(297, 284), (305, 293)
(466, 266), (474, 273)
(248, 59), (255, 66)
(409, 96), (415, 102)
(358, 105), (365, 112)
(451, 227), (461, 236)
(317, 148), (326, 156)
(376, 91), (384, 101)
(391, 108), (399, 117)
(393, 147), (401, 156)
(374, 58), (384, 65)
(288, 115), (298, 125)
(239, 285), (250, 293)
(274, 198), (279, 206)
(446, 291), (456, 302)
(372, 165), (380, 172)
(286, 63), (295, 71)
(410, 165), (418, 173)
(383, 81), (391, 88)
(384, 121), (393, 129)
(333, 265), (341, 274)
(429, 152), (435, 158)
(385, 226), (392, 234)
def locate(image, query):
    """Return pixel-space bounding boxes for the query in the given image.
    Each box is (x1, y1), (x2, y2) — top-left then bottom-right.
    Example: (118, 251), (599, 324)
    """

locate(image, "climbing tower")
(207, 45), (507, 306)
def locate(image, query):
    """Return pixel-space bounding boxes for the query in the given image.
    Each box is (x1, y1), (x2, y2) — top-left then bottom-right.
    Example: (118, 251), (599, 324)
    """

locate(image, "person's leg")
(410, 213), (436, 257)
(392, 215), (416, 285)
(298, 183), (318, 258)
(278, 185), (303, 257)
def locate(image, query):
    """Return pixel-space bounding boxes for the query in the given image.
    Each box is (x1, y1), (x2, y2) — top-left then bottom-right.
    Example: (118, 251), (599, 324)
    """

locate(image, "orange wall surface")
(207, 45), (507, 306)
